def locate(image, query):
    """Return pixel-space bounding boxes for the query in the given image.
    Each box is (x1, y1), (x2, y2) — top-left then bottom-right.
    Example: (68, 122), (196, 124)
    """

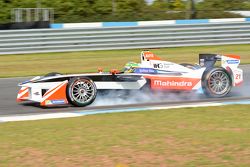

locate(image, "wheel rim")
(71, 79), (95, 104)
(208, 71), (230, 95)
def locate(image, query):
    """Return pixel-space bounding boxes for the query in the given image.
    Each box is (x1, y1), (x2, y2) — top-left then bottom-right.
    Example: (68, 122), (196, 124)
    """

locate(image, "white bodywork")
(17, 51), (243, 106)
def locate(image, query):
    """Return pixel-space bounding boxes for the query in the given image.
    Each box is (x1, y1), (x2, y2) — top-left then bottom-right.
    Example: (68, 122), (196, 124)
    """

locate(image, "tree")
(151, 0), (169, 10)
(0, 0), (249, 24)
(111, 0), (148, 21)
(0, 0), (11, 23)
(196, 0), (244, 18)
(93, 0), (112, 15)
(186, 0), (196, 19)
(10, 0), (37, 8)
(170, 0), (185, 10)
(197, 0), (249, 10)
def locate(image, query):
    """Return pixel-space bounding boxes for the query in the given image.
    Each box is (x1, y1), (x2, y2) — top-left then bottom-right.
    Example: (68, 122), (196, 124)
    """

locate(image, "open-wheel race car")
(17, 51), (243, 107)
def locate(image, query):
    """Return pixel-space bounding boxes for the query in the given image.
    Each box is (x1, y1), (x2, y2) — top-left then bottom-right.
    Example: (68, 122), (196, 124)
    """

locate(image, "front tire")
(202, 68), (232, 98)
(66, 77), (97, 107)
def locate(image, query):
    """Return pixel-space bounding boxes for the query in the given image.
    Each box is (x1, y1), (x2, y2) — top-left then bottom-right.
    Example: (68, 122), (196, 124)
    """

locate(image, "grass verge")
(0, 44), (249, 78)
(0, 105), (249, 166)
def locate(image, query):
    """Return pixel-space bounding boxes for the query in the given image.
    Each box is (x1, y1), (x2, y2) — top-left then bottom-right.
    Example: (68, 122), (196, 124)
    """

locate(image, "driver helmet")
(123, 62), (139, 73)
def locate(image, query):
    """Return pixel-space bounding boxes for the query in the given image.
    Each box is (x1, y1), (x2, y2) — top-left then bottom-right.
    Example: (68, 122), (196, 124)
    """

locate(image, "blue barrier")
(50, 18), (249, 29)
(102, 22), (138, 27)
(175, 19), (209, 24)
(50, 24), (63, 29)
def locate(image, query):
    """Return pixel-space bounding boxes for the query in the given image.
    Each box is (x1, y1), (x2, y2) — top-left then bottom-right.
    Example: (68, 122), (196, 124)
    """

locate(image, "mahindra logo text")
(153, 80), (193, 87)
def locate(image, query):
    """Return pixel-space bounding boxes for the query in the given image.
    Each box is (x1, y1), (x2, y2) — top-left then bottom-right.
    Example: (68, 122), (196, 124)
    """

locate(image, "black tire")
(202, 68), (232, 98)
(44, 72), (62, 77)
(66, 77), (97, 107)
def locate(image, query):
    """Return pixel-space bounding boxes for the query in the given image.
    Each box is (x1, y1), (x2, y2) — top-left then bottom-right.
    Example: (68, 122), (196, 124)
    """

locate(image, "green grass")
(0, 44), (249, 78)
(0, 105), (249, 166)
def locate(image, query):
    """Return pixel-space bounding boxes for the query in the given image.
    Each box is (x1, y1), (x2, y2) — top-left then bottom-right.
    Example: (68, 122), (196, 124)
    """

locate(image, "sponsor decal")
(143, 52), (161, 60)
(226, 60), (239, 64)
(45, 99), (65, 105)
(199, 59), (205, 67)
(45, 100), (52, 105)
(150, 77), (200, 90)
(144, 53), (154, 58)
(153, 63), (173, 69)
(134, 68), (157, 74)
(154, 80), (192, 87)
(50, 100), (66, 104)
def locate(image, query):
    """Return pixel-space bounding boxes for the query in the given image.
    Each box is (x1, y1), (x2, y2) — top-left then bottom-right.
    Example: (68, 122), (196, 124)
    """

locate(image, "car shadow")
(21, 102), (70, 109)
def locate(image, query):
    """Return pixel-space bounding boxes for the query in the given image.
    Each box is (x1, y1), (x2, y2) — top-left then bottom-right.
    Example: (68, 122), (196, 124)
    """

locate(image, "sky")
(145, 0), (154, 4)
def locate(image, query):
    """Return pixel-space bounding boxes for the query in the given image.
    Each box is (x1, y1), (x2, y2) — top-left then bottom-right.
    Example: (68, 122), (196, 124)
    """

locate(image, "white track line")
(0, 101), (241, 123)
(0, 113), (80, 122)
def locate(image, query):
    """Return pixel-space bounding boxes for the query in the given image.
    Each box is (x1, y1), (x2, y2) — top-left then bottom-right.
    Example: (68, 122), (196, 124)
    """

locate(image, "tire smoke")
(91, 90), (203, 106)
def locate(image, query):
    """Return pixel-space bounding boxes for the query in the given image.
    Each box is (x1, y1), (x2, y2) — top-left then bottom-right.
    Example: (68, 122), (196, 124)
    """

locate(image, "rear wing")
(199, 54), (240, 69)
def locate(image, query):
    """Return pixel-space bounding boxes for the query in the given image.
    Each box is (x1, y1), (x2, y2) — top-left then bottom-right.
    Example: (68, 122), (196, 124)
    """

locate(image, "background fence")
(0, 21), (250, 55)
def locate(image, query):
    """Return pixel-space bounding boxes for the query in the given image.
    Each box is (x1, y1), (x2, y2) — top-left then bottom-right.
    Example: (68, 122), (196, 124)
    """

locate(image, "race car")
(17, 51), (243, 107)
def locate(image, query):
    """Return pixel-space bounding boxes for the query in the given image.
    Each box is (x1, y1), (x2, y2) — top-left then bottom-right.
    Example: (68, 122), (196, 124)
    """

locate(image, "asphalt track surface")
(0, 65), (249, 116)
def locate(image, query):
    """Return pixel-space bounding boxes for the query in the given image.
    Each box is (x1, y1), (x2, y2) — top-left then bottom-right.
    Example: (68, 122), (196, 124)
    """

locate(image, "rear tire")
(202, 68), (232, 98)
(66, 77), (97, 107)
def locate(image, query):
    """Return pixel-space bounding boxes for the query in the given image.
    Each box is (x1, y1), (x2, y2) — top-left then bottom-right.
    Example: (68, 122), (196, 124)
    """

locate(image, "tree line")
(0, 0), (250, 23)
